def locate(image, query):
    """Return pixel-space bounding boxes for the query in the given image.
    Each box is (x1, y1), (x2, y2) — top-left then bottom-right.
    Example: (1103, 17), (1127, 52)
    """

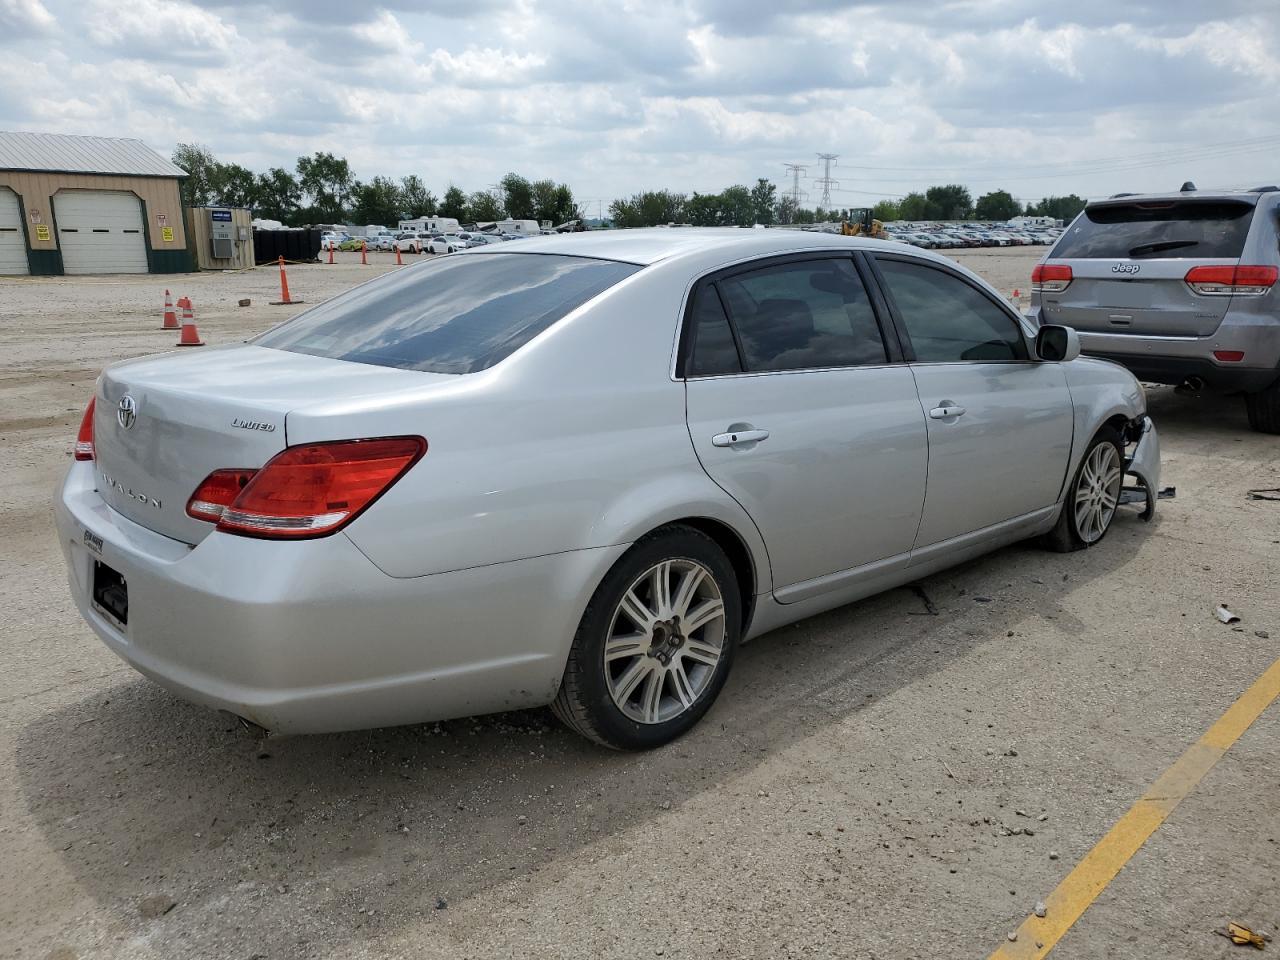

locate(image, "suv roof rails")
(1109, 192), (1139, 198)
(1249, 184), (1280, 193)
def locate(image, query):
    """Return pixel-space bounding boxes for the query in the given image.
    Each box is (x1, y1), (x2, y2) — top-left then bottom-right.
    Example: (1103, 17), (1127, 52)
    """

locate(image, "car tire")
(1044, 426), (1125, 553)
(1245, 379), (1280, 434)
(552, 525), (741, 750)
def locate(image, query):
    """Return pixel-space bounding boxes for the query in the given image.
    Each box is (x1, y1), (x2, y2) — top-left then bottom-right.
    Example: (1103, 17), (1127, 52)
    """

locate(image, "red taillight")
(186, 468), (258, 522)
(1031, 263), (1073, 293)
(209, 437), (426, 539)
(1213, 350), (1246, 362)
(1185, 264), (1278, 296)
(74, 396), (96, 461)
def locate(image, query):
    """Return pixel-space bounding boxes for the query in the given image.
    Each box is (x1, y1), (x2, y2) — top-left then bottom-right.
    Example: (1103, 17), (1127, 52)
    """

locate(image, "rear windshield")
(256, 253), (639, 374)
(1052, 200), (1256, 260)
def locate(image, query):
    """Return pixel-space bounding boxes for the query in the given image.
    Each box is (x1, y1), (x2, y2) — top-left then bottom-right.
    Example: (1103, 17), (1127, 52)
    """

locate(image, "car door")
(682, 254), (929, 599)
(868, 253), (1074, 550)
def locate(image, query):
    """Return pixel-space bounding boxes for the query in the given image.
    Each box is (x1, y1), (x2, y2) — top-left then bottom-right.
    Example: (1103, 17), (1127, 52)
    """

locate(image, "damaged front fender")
(1122, 416), (1161, 521)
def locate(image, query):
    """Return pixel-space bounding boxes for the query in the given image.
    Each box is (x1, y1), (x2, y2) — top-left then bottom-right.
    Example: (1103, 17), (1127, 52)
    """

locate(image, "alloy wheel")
(604, 559), (726, 724)
(1074, 442), (1122, 544)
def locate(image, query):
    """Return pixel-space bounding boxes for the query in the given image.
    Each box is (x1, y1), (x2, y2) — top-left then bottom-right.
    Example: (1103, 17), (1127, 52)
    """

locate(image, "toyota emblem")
(117, 395), (137, 430)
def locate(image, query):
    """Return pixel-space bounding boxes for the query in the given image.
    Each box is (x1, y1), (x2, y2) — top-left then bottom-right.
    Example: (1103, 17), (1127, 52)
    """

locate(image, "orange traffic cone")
(395, 245), (403, 266)
(327, 243), (334, 265)
(360, 240), (368, 265)
(175, 298), (204, 346)
(161, 289), (179, 329)
(271, 255), (303, 305)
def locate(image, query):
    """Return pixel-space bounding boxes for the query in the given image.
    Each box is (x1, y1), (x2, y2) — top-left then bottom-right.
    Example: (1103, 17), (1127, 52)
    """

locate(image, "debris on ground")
(1216, 605), (1242, 624)
(1158, 486), (1177, 499)
(1034, 901), (1047, 918)
(1215, 921), (1271, 949)
(238, 298), (251, 307)
(908, 584), (939, 616)
(138, 895), (177, 919)
(1246, 488), (1280, 502)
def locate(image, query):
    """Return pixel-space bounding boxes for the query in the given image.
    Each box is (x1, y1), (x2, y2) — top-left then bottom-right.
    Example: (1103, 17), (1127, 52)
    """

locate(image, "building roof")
(0, 131), (186, 178)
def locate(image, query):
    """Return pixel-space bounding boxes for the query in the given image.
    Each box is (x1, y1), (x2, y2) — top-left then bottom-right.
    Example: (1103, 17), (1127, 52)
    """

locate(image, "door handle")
(928, 405), (967, 419)
(712, 428), (770, 447)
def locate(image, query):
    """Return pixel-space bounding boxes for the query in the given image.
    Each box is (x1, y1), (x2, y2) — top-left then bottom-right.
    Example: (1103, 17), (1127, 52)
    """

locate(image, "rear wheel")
(1045, 426), (1125, 552)
(552, 526), (740, 750)
(1245, 379), (1280, 434)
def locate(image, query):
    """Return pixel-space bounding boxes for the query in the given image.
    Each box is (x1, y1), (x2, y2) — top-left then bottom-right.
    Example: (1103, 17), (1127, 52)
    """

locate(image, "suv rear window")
(256, 254), (639, 374)
(1052, 200), (1256, 260)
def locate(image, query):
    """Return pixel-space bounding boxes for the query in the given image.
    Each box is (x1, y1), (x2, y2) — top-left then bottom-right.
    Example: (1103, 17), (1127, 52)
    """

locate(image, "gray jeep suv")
(1028, 184), (1280, 432)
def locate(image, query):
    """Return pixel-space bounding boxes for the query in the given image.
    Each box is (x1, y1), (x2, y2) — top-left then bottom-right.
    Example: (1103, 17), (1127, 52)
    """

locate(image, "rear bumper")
(55, 461), (622, 733)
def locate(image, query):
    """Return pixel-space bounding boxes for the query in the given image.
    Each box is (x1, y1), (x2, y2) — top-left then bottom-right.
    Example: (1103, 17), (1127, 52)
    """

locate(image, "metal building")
(0, 131), (190, 276)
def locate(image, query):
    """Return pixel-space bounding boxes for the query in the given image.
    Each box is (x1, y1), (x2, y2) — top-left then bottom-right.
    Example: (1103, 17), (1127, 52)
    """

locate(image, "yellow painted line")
(990, 656), (1280, 959)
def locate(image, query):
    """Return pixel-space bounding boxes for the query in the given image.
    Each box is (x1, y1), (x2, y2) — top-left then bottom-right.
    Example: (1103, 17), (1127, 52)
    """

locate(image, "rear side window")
(877, 258), (1028, 363)
(256, 254), (639, 374)
(715, 258), (887, 372)
(685, 285), (742, 376)
(1053, 200), (1256, 259)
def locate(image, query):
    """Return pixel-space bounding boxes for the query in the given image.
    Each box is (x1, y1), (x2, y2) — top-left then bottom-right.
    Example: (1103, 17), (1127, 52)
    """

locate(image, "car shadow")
(16, 514), (1152, 958)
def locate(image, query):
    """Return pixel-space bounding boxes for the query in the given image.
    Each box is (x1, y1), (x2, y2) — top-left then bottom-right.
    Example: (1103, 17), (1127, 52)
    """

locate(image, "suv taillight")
(1031, 263), (1073, 293)
(1184, 265), (1278, 296)
(189, 437), (426, 539)
(74, 397), (95, 461)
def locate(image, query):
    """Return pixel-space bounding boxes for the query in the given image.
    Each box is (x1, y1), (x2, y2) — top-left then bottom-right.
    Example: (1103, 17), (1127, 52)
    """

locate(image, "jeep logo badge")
(1111, 263), (1141, 275)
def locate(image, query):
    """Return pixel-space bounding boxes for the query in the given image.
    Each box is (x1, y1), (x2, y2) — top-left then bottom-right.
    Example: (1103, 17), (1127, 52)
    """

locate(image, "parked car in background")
(393, 233), (425, 254)
(426, 234), (468, 254)
(58, 229), (1158, 749)
(1029, 184), (1280, 432)
(369, 231), (397, 251)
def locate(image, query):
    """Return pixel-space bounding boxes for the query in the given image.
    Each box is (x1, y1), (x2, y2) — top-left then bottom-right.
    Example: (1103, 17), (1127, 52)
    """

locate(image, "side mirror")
(1035, 324), (1081, 362)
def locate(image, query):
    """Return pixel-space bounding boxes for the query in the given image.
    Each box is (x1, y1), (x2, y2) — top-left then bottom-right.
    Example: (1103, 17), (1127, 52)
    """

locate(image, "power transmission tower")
(815, 153), (839, 211)
(783, 163), (808, 208)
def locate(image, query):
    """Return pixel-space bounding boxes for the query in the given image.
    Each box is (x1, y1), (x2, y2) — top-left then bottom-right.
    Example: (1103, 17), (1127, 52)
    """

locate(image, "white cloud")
(0, 0), (1276, 205)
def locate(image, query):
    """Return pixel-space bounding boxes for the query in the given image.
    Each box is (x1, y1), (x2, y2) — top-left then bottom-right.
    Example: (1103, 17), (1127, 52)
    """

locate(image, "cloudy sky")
(1, 0), (1278, 210)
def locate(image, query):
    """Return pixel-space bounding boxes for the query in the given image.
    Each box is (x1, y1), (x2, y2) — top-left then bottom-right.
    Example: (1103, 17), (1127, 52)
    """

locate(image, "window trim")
(676, 251), (901, 379)
(867, 252), (1033, 364)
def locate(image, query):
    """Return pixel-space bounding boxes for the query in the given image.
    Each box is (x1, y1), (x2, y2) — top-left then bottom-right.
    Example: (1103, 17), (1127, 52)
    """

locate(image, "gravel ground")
(1, 246), (1277, 959)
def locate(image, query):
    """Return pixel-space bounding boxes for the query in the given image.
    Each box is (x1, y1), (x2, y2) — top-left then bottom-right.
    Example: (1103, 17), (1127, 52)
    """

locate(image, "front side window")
(876, 258), (1028, 363)
(714, 258), (887, 372)
(256, 253), (639, 374)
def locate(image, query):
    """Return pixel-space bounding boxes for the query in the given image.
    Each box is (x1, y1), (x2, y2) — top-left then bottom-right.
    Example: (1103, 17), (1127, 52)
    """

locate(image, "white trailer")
(398, 217), (461, 235)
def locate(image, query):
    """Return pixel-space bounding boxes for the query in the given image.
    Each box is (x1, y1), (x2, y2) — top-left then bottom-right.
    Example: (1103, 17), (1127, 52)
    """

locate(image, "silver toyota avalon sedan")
(56, 230), (1160, 749)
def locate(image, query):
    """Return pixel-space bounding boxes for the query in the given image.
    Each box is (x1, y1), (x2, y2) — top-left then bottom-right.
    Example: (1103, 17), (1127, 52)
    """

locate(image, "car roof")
(466, 227), (911, 266)
(1088, 186), (1274, 210)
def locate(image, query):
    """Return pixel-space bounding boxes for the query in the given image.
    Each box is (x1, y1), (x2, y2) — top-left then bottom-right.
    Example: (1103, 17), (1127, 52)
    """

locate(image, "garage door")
(54, 191), (148, 275)
(0, 189), (28, 275)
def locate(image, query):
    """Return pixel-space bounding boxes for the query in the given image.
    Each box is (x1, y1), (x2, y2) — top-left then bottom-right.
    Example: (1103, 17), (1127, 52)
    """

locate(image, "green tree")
(440, 185), (468, 221)
(774, 195), (798, 225)
(684, 192), (723, 226)
(1027, 194), (1087, 222)
(466, 190), (504, 223)
(400, 175), (436, 218)
(609, 190), (686, 228)
(501, 173), (535, 220)
(550, 184), (581, 225)
(871, 199), (900, 221)
(172, 143), (218, 207)
(296, 151), (354, 222)
(750, 179), (776, 225)
(925, 183), (972, 220)
(974, 189), (1021, 221)
(253, 167), (301, 223)
(719, 185), (754, 226)
(351, 176), (404, 225)
(898, 192), (931, 220)
(210, 162), (258, 208)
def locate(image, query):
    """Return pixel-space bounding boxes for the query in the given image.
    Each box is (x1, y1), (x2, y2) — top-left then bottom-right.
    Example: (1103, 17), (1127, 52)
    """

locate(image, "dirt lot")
(2, 246), (1277, 959)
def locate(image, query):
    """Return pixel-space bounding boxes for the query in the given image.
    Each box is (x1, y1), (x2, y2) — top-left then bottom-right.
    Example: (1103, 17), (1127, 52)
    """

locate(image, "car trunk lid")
(94, 345), (445, 545)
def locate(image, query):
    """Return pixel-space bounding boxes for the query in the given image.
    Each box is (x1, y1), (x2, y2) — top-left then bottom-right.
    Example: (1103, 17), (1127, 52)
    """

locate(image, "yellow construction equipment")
(841, 212), (887, 239)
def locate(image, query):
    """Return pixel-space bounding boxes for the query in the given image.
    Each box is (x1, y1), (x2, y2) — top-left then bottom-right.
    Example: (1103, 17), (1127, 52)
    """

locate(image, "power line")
(814, 153), (839, 209)
(783, 163), (808, 207)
